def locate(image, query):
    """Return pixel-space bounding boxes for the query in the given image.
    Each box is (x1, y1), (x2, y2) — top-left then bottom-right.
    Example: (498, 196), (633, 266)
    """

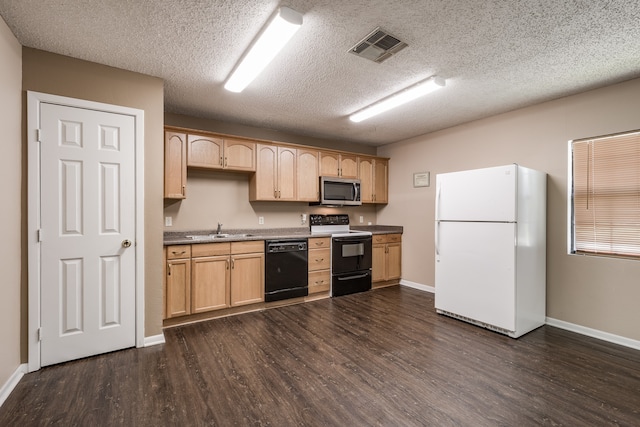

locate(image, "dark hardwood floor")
(2, 286), (639, 426)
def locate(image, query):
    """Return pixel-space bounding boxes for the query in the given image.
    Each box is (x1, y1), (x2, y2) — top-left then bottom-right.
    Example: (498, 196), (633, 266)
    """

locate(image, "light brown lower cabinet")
(308, 237), (331, 294)
(165, 241), (265, 319)
(372, 234), (402, 286)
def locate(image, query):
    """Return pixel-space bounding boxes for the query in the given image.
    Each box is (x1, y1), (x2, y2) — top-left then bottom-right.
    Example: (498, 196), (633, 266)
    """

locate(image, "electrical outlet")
(258, 216), (264, 225)
(301, 213), (307, 225)
(165, 216), (172, 227)
(359, 215), (364, 223)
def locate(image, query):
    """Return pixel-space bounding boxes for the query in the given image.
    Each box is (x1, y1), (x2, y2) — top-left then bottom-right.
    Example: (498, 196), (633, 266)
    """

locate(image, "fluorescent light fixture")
(224, 6), (303, 93)
(349, 76), (446, 123)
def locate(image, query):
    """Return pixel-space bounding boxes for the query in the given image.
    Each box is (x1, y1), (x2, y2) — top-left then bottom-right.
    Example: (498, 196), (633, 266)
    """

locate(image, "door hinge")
(36, 128), (42, 142)
(37, 229), (43, 242)
(38, 327), (43, 341)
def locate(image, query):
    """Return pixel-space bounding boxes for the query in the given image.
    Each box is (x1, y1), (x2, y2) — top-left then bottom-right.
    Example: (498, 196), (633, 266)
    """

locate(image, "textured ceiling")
(2, 1), (640, 146)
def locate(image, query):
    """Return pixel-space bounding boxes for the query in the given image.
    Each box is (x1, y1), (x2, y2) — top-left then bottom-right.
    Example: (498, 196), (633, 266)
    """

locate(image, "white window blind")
(571, 131), (640, 258)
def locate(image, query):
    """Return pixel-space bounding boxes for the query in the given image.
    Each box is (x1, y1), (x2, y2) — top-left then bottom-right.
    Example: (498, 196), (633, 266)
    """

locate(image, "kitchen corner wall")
(21, 48), (165, 350)
(0, 15), (22, 395)
(164, 113), (378, 231)
(377, 77), (640, 342)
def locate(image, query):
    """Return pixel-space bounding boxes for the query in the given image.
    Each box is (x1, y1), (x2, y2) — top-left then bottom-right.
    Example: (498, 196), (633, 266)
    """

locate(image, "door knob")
(122, 239), (132, 248)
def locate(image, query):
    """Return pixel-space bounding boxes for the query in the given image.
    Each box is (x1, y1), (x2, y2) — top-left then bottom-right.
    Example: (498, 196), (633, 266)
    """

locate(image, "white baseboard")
(144, 333), (165, 347)
(0, 363), (27, 408)
(546, 317), (640, 351)
(400, 279), (434, 293)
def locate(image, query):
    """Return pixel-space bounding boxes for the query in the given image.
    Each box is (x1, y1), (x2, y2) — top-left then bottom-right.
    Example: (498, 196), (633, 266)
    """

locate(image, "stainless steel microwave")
(318, 176), (362, 206)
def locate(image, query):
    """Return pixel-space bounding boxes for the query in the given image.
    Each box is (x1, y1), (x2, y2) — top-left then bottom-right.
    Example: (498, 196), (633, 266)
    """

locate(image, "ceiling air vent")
(349, 27), (408, 63)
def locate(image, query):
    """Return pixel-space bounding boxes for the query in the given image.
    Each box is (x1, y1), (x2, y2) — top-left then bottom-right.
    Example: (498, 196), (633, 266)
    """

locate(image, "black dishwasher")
(265, 239), (308, 302)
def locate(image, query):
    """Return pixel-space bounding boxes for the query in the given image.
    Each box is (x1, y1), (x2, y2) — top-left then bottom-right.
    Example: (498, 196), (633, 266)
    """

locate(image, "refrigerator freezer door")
(436, 165), (517, 222)
(435, 221), (516, 331)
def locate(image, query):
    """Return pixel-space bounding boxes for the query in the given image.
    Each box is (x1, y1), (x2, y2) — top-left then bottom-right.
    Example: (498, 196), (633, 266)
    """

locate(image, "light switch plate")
(258, 216), (264, 225)
(165, 216), (172, 227)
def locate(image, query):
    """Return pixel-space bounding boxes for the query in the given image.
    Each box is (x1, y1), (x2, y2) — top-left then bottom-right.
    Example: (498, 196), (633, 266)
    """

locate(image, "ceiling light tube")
(349, 76), (446, 122)
(224, 6), (303, 93)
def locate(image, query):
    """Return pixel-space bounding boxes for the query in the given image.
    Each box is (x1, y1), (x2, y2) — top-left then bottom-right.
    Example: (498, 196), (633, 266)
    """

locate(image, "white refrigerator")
(434, 164), (546, 338)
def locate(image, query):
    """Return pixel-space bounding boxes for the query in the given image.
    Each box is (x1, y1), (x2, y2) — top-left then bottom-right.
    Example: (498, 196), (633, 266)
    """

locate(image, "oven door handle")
(337, 273), (370, 281)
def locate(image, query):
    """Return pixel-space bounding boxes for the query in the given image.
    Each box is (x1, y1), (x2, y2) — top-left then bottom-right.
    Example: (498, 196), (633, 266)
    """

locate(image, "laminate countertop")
(163, 225), (403, 245)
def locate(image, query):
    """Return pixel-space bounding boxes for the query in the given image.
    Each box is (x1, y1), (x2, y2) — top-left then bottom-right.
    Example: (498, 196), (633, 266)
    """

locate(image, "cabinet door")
(319, 152), (340, 176)
(164, 132), (187, 199)
(166, 258), (191, 318)
(386, 242), (402, 280)
(297, 149), (319, 201)
(187, 134), (223, 169)
(230, 252), (264, 306)
(340, 154), (358, 179)
(251, 144), (278, 201)
(277, 147), (297, 200)
(358, 157), (374, 203)
(372, 244), (386, 283)
(224, 139), (255, 171)
(374, 158), (389, 204)
(191, 256), (230, 313)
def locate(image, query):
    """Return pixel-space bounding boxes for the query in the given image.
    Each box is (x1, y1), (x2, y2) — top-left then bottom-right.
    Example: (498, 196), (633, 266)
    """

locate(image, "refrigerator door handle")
(435, 220), (440, 256)
(436, 182), (441, 221)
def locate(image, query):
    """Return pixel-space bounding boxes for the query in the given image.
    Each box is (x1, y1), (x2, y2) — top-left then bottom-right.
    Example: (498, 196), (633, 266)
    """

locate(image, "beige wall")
(21, 48), (165, 355)
(0, 16), (22, 391)
(377, 78), (640, 341)
(164, 113), (378, 231)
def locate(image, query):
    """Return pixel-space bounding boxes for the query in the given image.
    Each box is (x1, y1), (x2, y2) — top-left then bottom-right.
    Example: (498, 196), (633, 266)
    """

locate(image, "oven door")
(331, 235), (372, 274)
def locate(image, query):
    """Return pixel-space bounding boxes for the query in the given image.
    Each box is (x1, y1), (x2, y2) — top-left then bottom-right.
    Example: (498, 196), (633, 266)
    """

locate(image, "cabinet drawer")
(372, 235), (387, 244)
(191, 242), (230, 257)
(308, 270), (330, 293)
(166, 245), (191, 259)
(372, 233), (402, 244)
(231, 240), (264, 254)
(308, 248), (330, 271)
(309, 237), (330, 249)
(386, 234), (402, 243)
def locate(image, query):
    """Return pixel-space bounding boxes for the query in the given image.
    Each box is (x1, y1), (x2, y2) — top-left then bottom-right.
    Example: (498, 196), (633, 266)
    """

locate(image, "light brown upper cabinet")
(319, 151), (358, 178)
(164, 131), (187, 199)
(187, 134), (255, 172)
(296, 149), (320, 201)
(250, 144), (297, 201)
(358, 157), (389, 204)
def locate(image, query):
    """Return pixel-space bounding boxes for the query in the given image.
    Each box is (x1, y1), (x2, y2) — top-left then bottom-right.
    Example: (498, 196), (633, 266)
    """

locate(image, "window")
(570, 130), (640, 259)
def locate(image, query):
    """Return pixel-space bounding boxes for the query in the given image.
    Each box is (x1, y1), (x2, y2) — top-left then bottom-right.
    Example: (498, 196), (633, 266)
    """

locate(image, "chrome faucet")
(216, 222), (223, 235)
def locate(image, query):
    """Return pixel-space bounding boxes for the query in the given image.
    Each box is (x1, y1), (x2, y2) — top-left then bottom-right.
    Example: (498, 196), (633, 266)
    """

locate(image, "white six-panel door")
(39, 103), (136, 366)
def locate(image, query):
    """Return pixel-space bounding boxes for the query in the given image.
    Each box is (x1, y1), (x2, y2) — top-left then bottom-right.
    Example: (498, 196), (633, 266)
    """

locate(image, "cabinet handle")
(181, 185), (185, 196)
(274, 190), (277, 199)
(225, 259), (229, 270)
(220, 156), (223, 166)
(172, 250), (186, 256)
(224, 157), (228, 167)
(315, 242), (324, 247)
(168, 264), (172, 276)
(315, 280), (325, 285)
(231, 258), (235, 269)
(316, 258), (324, 262)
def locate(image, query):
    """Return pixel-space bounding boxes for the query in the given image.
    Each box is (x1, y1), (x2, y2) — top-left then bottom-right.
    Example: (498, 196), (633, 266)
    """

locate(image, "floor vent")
(349, 27), (408, 63)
